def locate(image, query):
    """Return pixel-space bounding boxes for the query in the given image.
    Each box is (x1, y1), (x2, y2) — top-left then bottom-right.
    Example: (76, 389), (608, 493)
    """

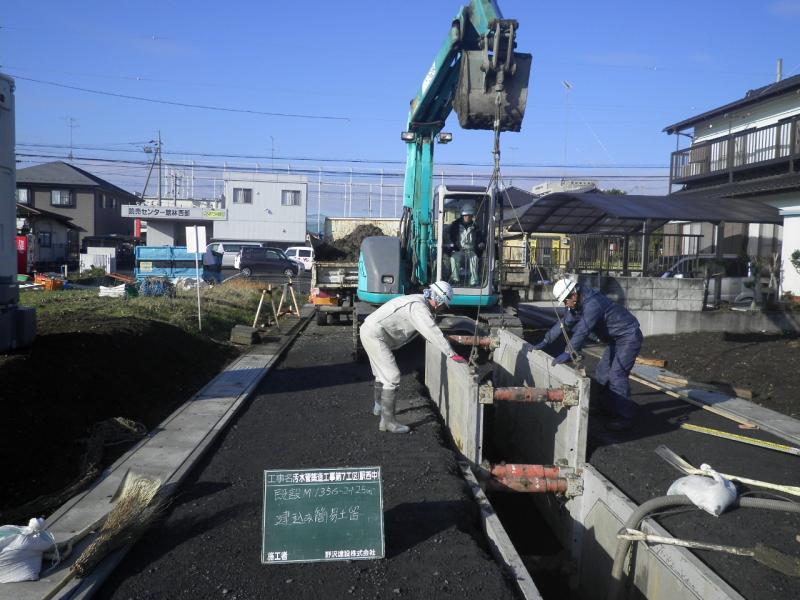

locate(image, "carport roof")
(501, 187), (782, 235)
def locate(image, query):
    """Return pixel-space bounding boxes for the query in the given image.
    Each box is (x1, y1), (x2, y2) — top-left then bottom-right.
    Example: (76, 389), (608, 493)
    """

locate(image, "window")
(281, 190), (301, 206)
(51, 189), (74, 207)
(233, 188), (253, 204)
(37, 231), (52, 248)
(15, 189), (29, 205)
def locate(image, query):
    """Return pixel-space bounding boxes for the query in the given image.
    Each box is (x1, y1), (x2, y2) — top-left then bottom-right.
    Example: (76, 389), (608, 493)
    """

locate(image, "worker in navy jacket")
(534, 279), (643, 431)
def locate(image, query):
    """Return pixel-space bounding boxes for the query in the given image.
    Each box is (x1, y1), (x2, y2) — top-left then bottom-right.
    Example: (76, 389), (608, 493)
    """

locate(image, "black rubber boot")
(373, 382), (382, 416)
(378, 388), (410, 434)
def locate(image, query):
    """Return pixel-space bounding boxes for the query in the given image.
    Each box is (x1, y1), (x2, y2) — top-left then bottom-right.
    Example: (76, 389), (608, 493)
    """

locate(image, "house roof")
(501, 187), (782, 235)
(16, 161), (138, 200)
(16, 203), (85, 230)
(663, 73), (800, 134)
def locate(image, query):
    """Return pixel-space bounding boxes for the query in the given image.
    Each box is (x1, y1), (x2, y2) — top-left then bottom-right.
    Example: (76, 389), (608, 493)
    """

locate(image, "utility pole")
(562, 80), (573, 166)
(157, 130), (163, 206)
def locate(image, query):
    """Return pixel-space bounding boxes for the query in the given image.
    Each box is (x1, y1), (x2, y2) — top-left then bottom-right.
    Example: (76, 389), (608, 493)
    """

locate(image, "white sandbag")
(667, 463), (737, 517)
(99, 283), (126, 298)
(0, 518), (56, 583)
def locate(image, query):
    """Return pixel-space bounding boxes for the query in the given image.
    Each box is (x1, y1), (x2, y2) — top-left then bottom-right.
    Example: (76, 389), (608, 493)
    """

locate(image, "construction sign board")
(262, 467), (384, 564)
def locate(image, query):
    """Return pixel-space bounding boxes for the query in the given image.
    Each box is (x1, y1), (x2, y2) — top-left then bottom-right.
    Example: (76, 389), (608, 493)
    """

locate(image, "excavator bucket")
(453, 50), (532, 132)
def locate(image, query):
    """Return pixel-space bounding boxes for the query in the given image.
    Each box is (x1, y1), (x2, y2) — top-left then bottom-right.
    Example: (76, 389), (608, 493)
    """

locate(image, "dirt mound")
(0, 317), (238, 514)
(314, 224), (389, 261)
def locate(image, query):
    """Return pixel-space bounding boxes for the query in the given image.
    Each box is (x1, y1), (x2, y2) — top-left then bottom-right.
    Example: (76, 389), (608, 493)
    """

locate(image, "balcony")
(670, 116), (800, 185)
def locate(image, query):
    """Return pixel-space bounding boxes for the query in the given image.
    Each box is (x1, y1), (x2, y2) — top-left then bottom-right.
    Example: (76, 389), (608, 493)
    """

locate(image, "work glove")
(551, 352), (571, 366)
(451, 354), (468, 364)
(532, 340), (547, 351)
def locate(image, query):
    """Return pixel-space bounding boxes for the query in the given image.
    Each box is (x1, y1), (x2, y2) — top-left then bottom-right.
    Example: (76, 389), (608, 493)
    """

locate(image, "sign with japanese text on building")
(120, 205), (227, 220)
(262, 467), (384, 564)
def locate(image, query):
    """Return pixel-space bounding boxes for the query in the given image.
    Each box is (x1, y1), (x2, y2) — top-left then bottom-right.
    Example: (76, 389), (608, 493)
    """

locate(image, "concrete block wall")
(534, 275), (705, 312)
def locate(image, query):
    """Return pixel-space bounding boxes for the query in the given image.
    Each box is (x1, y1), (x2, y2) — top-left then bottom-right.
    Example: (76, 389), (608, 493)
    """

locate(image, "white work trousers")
(359, 323), (402, 391)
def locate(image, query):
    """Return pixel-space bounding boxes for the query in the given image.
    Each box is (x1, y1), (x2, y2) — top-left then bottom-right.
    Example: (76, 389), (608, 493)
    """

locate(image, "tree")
(791, 249), (800, 275)
(602, 188), (628, 195)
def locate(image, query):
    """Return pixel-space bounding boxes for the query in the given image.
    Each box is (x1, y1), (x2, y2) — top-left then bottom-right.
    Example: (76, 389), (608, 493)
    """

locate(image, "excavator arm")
(400, 0), (530, 286)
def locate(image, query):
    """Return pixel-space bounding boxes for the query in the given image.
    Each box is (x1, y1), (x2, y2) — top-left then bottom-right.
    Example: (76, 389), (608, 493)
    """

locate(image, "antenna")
(65, 117), (79, 161)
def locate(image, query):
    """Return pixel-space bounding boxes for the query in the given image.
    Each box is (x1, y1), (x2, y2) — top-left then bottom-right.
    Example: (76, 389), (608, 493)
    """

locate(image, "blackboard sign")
(262, 467), (384, 564)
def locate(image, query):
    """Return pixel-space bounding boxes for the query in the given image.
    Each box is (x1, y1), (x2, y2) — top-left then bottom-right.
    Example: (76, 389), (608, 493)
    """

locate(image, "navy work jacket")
(541, 286), (640, 352)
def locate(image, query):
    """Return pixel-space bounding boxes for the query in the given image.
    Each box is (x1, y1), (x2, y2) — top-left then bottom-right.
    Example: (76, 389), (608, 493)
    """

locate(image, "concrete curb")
(8, 307), (315, 600)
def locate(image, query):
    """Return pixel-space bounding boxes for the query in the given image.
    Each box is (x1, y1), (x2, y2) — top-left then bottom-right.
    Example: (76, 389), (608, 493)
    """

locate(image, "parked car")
(206, 241), (262, 268)
(234, 246), (299, 278)
(660, 254), (768, 304)
(284, 246), (314, 272)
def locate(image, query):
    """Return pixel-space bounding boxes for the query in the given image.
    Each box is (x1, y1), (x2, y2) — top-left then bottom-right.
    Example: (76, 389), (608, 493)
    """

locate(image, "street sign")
(185, 225), (206, 254)
(262, 467), (384, 564)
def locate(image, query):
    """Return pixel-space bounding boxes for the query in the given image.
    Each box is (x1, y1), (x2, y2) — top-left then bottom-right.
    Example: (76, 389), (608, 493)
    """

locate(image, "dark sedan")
(233, 247), (299, 278)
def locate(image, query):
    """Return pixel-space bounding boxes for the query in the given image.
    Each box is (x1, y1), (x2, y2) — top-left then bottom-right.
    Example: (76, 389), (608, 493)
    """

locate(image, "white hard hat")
(429, 281), (453, 306)
(553, 279), (578, 303)
(461, 202), (475, 216)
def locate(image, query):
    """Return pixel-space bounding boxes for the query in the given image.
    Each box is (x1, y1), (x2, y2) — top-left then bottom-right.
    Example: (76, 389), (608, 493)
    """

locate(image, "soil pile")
(315, 225), (389, 261)
(0, 317), (239, 516)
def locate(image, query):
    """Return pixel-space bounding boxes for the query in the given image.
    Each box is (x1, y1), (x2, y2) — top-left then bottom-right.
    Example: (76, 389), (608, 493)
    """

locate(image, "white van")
(206, 241), (263, 268)
(284, 246), (314, 272)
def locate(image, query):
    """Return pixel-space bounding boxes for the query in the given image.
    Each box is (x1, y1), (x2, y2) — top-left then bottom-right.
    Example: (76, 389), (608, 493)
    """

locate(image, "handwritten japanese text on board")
(262, 467), (384, 564)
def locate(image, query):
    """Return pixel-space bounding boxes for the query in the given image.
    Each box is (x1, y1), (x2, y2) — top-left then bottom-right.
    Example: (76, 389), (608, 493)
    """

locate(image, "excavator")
(357, 0), (531, 310)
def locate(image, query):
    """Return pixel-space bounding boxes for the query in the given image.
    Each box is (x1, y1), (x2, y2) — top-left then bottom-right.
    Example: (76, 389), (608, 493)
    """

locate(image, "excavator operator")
(447, 203), (485, 287)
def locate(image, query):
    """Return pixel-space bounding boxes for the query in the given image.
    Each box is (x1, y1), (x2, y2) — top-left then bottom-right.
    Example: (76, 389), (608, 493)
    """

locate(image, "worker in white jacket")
(359, 281), (467, 433)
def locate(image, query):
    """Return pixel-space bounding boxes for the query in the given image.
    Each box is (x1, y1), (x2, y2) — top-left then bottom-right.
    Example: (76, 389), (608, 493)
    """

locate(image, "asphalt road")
(96, 320), (517, 600)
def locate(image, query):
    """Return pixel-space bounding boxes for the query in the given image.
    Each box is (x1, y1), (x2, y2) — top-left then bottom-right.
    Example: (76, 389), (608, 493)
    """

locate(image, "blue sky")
(4, 0), (800, 207)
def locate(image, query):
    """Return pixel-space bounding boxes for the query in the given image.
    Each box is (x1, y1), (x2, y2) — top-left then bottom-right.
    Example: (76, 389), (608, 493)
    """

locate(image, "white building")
(664, 72), (800, 294)
(216, 172), (308, 245)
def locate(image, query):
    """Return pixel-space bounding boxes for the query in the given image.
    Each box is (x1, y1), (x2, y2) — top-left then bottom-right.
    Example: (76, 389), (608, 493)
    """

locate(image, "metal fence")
(509, 232), (705, 280)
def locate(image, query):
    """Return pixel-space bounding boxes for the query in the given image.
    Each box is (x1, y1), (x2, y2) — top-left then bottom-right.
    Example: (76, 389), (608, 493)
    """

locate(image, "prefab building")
(216, 173), (307, 246)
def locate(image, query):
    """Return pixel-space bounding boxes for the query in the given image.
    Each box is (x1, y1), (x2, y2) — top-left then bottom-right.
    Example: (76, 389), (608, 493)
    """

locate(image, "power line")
(16, 142), (669, 170)
(16, 151), (670, 181)
(9, 75), (352, 122)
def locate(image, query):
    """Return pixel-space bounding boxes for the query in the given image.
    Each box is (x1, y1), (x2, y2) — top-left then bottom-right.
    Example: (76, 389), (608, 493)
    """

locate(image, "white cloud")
(768, 1), (800, 16)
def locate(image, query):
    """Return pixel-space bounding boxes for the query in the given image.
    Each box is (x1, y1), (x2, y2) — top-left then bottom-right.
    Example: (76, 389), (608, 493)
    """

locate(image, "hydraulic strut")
(482, 463), (583, 497)
(493, 386), (568, 403)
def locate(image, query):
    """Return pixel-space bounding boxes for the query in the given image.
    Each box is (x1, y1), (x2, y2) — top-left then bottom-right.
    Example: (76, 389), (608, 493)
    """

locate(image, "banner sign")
(121, 205), (227, 220)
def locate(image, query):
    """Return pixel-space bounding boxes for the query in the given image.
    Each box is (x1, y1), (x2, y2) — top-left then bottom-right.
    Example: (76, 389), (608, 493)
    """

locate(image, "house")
(663, 73), (800, 294)
(16, 161), (138, 246)
(216, 172), (307, 246)
(16, 204), (83, 271)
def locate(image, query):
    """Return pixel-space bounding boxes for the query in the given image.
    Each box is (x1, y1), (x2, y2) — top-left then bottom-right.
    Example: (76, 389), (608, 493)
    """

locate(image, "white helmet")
(429, 281), (453, 306)
(553, 279), (578, 303)
(461, 202), (475, 216)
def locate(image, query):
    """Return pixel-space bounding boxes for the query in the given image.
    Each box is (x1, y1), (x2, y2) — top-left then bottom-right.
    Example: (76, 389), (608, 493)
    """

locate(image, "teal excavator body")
(357, 0), (531, 307)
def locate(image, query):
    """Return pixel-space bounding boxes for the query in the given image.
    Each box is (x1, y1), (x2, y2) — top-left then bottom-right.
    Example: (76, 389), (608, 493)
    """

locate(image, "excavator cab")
(434, 184), (497, 307)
